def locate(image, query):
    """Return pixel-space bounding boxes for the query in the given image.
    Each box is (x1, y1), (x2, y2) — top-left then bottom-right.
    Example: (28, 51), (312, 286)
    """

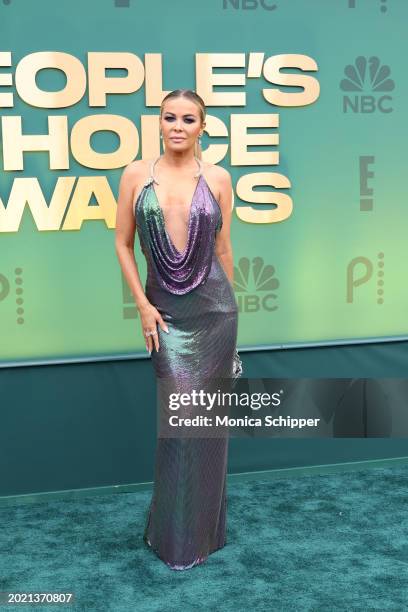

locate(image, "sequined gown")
(134, 156), (239, 570)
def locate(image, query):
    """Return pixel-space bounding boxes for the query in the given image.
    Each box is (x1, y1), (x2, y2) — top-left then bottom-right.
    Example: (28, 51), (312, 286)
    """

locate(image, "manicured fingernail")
(164, 326), (169, 333)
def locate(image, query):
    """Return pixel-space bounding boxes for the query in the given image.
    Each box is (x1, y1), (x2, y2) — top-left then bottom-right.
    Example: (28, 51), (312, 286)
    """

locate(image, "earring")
(160, 133), (163, 139)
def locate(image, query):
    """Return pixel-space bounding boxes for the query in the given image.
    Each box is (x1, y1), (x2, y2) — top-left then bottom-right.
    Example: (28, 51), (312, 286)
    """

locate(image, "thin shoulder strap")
(194, 157), (204, 178)
(149, 156), (159, 184)
(133, 159), (157, 216)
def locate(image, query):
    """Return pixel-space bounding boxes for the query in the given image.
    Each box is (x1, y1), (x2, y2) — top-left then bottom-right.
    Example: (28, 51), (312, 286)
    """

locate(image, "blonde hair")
(159, 89), (206, 160)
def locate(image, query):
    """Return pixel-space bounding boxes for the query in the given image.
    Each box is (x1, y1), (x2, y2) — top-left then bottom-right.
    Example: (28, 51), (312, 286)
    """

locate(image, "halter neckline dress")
(134, 155), (239, 570)
(135, 155), (223, 295)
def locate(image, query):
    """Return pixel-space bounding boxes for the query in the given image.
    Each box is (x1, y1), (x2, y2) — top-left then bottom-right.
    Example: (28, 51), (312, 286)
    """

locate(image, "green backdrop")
(1, 0), (406, 366)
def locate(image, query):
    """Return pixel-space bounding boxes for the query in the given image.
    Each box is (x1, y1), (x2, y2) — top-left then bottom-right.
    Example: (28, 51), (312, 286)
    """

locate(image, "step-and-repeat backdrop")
(1, 0), (406, 365)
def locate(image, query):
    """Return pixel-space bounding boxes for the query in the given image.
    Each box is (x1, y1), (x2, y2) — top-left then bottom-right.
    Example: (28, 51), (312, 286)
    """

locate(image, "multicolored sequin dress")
(134, 155), (239, 570)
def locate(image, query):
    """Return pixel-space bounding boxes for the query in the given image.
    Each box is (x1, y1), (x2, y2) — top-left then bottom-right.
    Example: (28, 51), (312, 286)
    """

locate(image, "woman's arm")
(115, 162), (168, 354)
(114, 162), (150, 311)
(214, 167), (235, 285)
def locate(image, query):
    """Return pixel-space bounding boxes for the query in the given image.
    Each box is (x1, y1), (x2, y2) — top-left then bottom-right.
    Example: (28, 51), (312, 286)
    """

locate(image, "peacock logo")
(233, 257), (279, 313)
(340, 56), (394, 113)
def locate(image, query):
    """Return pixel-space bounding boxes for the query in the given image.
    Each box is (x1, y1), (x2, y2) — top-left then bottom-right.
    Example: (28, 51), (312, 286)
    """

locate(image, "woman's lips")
(171, 137), (185, 141)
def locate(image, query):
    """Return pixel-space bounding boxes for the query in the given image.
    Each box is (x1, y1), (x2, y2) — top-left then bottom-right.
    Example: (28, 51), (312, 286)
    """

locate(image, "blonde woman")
(115, 89), (241, 570)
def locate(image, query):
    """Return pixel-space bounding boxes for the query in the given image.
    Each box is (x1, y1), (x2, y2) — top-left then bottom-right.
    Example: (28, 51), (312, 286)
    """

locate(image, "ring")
(144, 329), (158, 337)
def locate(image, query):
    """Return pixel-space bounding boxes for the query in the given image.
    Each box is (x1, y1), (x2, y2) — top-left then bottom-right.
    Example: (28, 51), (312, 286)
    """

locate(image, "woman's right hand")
(139, 302), (169, 354)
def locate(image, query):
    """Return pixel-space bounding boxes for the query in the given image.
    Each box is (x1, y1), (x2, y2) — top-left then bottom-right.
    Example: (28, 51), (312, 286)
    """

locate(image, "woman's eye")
(164, 117), (195, 123)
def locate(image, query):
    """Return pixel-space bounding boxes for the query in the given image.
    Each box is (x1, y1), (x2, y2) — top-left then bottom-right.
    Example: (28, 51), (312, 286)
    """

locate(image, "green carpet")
(1, 465), (407, 611)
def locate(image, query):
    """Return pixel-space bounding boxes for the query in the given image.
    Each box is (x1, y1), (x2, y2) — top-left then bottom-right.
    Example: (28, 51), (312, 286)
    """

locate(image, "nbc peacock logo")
(340, 56), (395, 114)
(233, 257), (279, 313)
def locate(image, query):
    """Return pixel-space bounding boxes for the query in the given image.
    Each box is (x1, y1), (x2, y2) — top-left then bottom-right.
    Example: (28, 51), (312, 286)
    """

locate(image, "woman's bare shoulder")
(122, 158), (153, 181)
(122, 159), (154, 202)
(202, 161), (232, 202)
(203, 161), (231, 182)
(120, 159), (155, 215)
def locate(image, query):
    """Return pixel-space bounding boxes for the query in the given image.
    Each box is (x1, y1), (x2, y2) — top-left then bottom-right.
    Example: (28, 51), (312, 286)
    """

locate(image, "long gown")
(134, 155), (239, 570)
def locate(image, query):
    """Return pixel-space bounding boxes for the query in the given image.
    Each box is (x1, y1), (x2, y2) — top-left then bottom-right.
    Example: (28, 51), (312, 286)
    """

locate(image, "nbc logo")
(340, 56), (394, 113)
(233, 257), (279, 313)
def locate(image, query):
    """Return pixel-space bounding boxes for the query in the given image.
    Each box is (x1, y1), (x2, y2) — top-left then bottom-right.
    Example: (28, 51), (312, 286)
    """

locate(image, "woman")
(115, 89), (241, 570)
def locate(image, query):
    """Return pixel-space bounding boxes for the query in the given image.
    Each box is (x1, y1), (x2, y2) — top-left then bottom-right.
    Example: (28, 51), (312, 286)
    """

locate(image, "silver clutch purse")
(232, 348), (243, 387)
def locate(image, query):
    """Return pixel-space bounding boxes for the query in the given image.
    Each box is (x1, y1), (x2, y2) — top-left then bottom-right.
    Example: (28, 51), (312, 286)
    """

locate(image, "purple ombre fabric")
(135, 172), (222, 294)
(135, 156), (238, 570)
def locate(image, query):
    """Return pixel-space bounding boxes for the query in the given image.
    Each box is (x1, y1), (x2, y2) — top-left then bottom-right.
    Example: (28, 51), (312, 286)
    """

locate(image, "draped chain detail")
(135, 156), (223, 295)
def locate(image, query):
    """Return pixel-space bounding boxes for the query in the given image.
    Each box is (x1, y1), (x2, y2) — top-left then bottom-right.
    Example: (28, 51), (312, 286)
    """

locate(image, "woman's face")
(160, 97), (204, 152)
